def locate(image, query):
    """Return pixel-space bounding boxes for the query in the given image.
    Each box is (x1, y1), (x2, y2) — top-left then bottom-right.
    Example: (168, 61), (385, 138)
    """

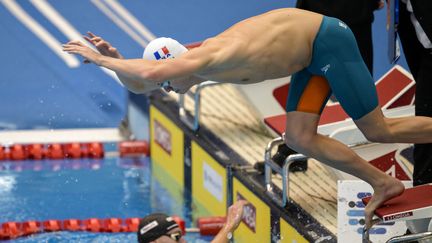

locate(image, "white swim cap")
(143, 37), (188, 60)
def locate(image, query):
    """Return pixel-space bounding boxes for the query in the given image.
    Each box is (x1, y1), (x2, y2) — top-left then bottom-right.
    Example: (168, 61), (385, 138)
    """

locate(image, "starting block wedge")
(362, 184), (432, 243)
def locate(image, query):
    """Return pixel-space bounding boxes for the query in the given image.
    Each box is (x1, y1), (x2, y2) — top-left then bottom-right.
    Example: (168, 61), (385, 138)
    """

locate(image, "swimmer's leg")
(319, 61), (405, 229)
(302, 16), (406, 228)
(284, 110), (404, 229)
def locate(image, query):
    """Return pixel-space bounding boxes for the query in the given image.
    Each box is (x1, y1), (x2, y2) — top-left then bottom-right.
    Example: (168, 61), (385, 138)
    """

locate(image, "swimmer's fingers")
(84, 32), (122, 58)
(83, 35), (95, 44)
(62, 44), (80, 53)
(62, 43), (87, 54)
(84, 35), (112, 54)
(85, 32), (106, 45)
(95, 40), (111, 49)
(91, 37), (103, 43)
(225, 200), (249, 230)
(236, 200), (249, 207)
(84, 35), (104, 45)
(108, 46), (117, 52)
(87, 31), (97, 38)
(85, 32), (101, 42)
(65, 40), (86, 46)
(62, 44), (100, 64)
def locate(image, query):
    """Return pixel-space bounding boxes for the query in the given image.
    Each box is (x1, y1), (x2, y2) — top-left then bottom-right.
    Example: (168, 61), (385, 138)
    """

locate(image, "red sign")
(369, 150), (411, 180)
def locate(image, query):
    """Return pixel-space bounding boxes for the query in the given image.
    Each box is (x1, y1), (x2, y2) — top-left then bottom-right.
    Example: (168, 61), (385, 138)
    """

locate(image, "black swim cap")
(137, 213), (180, 243)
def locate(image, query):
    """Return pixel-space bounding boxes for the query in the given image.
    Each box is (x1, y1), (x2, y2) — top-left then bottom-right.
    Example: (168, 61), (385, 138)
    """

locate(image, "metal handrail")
(386, 232), (432, 243)
(178, 81), (219, 131)
(264, 134), (307, 207)
(363, 221), (432, 243)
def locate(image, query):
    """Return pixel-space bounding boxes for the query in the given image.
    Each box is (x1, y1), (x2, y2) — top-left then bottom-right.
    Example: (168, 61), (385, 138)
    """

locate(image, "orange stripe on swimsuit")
(296, 75), (331, 114)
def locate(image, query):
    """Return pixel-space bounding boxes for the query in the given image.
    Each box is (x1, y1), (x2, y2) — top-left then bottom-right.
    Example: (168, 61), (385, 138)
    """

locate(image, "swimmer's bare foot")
(364, 177), (405, 229)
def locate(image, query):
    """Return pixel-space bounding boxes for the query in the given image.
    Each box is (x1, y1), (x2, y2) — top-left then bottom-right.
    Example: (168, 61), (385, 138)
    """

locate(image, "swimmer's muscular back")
(189, 8), (324, 84)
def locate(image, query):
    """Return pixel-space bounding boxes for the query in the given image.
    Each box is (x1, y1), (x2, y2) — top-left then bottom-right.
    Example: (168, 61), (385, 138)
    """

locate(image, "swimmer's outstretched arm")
(63, 40), (210, 93)
(83, 32), (141, 91)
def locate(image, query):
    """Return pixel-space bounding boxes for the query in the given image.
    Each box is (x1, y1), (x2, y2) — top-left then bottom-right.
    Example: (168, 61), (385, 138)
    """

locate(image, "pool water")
(0, 147), (211, 242)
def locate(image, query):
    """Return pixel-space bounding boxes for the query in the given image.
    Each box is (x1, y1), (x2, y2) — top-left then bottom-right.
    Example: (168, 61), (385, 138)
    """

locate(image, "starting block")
(362, 184), (432, 243)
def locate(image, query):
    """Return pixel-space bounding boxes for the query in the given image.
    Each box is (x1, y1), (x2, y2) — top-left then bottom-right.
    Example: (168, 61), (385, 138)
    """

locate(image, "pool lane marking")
(0, 128), (123, 145)
(103, 0), (156, 42)
(91, 0), (148, 47)
(1, 0), (80, 68)
(29, 0), (123, 86)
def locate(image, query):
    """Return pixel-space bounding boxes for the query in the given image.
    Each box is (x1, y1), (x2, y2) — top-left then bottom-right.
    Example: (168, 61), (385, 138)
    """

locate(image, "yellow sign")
(280, 218), (308, 243)
(150, 105), (184, 188)
(152, 159), (184, 206)
(191, 141), (227, 217)
(233, 178), (270, 242)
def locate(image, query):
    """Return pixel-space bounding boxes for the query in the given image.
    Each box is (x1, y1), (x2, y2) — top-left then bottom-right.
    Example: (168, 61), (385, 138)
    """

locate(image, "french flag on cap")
(153, 46), (171, 60)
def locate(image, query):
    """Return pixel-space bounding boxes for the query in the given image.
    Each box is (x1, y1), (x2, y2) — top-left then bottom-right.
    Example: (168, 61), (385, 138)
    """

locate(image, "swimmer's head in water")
(143, 37), (188, 93)
(137, 213), (181, 243)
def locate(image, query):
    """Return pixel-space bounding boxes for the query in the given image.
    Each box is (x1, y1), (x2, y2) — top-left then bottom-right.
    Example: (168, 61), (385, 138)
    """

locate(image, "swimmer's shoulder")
(264, 7), (324, 18)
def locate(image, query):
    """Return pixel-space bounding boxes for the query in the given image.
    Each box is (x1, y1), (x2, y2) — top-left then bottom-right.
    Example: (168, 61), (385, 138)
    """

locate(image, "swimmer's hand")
(62, 41), (103, 65)
(84, 32), (123, 60)
(211, 200), (249, 243)
(225, 200), (249, 231)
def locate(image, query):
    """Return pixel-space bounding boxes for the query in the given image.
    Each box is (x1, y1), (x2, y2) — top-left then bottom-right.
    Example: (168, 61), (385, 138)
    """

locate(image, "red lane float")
(27, 144), (44, 160)
(0, 215), (225, 239)
(173, 216), (226, 236)
(197, 216), (226, 236)
(125, 217), (140, 232)
(64, 143), (83, 159)
(10, 144), (27, 160)
(118, 141), (149, 157)
(0, 142), (107, 162)
(63, 219), (81, 231)
(85, 143), (104, 159)
(0, 140), (152, 162)
(1, 222), (21, 239)
(103, 218), (122, 233)
(0, 146), (5, 160)
(172, 216), (186, 235)
(83, 218), (102, 232)
(46, 144), (64, 159)
(0, 229), (5, 240)
(43, 220), (61, 232)
(22, 221), (41, 236)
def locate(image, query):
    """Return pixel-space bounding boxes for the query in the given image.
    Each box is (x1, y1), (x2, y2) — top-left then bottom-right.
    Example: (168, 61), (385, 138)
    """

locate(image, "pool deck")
(169, 84), (340, 235)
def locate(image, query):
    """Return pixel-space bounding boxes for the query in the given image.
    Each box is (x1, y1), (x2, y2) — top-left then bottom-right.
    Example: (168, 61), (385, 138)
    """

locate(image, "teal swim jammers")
(286, 16), (378, 120)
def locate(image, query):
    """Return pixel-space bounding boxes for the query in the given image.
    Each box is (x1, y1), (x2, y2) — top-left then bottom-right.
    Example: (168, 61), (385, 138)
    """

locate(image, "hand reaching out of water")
(211, 200), (250, 243)
(225, 200), (249, 231)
